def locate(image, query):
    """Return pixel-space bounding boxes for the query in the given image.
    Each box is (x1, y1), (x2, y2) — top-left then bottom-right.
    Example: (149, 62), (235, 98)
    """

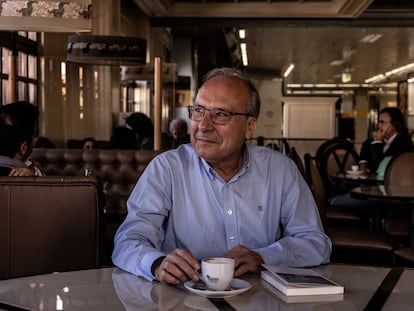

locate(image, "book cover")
(261, 265), (344, 297)
(261, 277), (344, 304)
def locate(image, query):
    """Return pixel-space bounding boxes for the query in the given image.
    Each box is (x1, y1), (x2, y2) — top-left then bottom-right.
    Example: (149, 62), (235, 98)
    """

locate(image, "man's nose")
(198, 110), (214, 127)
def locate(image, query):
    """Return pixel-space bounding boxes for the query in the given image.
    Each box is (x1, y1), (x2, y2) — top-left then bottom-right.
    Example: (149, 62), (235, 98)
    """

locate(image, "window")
(0, 31), (38, 106)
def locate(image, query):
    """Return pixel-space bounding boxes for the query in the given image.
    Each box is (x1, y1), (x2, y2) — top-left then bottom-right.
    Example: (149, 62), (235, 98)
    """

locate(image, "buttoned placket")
(221, 180), (240, 249)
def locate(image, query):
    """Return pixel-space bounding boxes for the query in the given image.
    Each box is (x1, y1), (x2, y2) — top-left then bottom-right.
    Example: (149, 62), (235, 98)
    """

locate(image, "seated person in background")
(359, 107), (413, 173)
(112, 67), (331, 284)
(169, 118), (190, 148)
(82, 137), (96, 149)
(126, 112), (170, 150)
(0, 123), (37, 176)
(126, 112), (155, 150)
(0, 101), (43, 176)
(33, 136), (56, 149)
(107, 127), (140, 150)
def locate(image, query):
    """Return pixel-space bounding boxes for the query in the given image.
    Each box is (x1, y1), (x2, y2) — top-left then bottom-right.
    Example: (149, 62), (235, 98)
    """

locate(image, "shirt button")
(229, 236), (235, 241)
(227, 210), (233, 215)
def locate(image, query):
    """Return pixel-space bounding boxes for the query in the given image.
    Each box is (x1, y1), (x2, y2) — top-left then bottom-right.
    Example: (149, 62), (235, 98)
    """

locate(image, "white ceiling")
(134, 0), (414, 85)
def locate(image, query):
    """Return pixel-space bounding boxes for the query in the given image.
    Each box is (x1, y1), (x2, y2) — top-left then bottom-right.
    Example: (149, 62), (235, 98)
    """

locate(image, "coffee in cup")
(201, 257), (234, 291)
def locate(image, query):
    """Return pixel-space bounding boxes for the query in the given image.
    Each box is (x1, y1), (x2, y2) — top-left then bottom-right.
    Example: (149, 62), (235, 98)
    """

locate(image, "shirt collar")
(384, 133), (398, 144)
(199, 143), (250, 182)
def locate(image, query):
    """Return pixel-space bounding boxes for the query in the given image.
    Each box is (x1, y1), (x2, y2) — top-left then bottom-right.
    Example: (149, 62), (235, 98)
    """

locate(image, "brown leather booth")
(0, 176), (104, 279)
(30, 148), (161, 215)
(29, 148), (161, 265)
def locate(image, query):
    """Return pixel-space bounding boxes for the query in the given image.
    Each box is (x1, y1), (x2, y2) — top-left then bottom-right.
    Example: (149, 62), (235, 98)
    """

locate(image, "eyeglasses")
(188, 105), (253, 125)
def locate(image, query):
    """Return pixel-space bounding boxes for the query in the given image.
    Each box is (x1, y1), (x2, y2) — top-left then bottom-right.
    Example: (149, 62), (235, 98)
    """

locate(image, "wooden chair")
(290, 147), (307, 182)
(383, 152), (414, 264)
(0, 176), (105, 279)
(317, 143), (360, 198)
(304, 153), (394, 265)
(314, 137), (353, 170)
(280, 139), (291, 157)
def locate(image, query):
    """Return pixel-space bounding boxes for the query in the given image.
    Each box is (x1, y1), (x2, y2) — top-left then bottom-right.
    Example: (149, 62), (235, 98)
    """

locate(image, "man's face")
(378, 112), (396, 139)
(171, 126), (186, 141)
(190, 76), (257, 166)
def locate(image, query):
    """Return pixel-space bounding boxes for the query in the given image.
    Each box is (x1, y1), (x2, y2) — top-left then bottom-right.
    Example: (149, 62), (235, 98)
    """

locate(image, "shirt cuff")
(140, 251), (166, 281)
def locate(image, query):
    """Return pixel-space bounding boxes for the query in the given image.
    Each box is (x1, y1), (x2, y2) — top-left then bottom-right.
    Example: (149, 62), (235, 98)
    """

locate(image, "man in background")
(359, 107), (412, 173)
(0, 101), (42, 176)
(169, 118), (190, 148)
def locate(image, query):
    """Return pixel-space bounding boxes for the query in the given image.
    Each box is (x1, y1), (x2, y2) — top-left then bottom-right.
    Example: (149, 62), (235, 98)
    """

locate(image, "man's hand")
(9, 167), (35, 176)
(359, 163), (369, 173)
(224, 245), (264, 277)
(153, 249), (200, 285)
(373, 129), (385, 142)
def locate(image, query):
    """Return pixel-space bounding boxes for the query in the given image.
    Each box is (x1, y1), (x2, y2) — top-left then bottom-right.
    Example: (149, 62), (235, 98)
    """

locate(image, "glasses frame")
(188, 105), (253, 125)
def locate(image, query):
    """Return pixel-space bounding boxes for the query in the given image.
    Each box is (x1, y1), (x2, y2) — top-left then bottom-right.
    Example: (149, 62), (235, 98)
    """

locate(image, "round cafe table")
(351, 185), (414, 202)
(351, 185), (414, 245)
(332, 172), (382, 188)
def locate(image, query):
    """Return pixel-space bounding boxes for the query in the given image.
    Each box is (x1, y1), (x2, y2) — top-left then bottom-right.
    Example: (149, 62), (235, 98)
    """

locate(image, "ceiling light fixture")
(384, 63), (414, 77)
(365, 74), (385, 84)
(360, 34), (383, 44)
(240, 42), (248, 66)
(330, 60), (344, 66)
(283, 63), (295, 78)
(365, 63), (414, 84)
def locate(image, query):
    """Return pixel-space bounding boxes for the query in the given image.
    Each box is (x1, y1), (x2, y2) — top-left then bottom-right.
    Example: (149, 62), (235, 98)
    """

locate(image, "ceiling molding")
(133, 0), (167, 17)
(134, 0), (374, 18)
(150, 16), (414, 29)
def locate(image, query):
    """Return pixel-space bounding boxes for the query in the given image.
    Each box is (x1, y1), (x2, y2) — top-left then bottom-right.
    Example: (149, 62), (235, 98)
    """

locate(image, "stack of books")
(261, 264), (344, 303)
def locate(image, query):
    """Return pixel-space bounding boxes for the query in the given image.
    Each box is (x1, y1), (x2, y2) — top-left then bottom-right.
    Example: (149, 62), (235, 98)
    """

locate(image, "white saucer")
(184, 278), (251, 298)
(345, 170), (364, 175)
(345, 175), (368, 180)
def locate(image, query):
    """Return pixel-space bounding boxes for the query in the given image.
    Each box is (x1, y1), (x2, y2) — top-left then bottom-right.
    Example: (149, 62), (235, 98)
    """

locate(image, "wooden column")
(8, 55), (16, 103)
(154, 57), (162, 151)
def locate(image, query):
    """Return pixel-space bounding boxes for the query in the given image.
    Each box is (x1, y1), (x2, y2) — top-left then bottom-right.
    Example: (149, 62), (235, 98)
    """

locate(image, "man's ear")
(17, 141), (29, 160)
(245, 117), (257, 139)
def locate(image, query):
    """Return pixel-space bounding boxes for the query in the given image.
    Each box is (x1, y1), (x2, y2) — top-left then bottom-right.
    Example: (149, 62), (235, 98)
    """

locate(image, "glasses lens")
(211, 109), (231, 124)
(188, 106), (233, 124)
(189, 106), (204, 121)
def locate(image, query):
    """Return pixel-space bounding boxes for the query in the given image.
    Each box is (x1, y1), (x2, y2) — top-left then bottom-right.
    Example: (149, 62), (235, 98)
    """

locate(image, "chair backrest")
(384, 152), (414, 186)
(0, 175), (104, 279)
(317, 143), (359, 196)
(291, 147), (307, 182)
(281, 139), (291, 157)
(304, 153), (326, 223)
(315, 137), (353, 168)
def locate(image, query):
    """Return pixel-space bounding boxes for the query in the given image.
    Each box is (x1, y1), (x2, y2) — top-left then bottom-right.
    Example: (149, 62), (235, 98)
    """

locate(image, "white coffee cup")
(201, 257), (234, 291)
(351, 165), (359, 172)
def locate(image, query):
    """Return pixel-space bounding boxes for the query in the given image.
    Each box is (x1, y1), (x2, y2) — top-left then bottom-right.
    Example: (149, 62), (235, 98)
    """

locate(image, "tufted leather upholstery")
(0, 176), (104, 279)
(30, 148), (161, 215)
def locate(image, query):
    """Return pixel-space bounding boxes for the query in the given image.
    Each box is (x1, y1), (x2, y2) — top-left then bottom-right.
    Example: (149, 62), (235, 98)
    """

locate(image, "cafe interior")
(1, 0), (414, 310)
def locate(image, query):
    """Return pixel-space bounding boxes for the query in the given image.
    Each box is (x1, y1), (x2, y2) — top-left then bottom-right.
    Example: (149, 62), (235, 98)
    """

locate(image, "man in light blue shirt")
(112, 68), (331, 284)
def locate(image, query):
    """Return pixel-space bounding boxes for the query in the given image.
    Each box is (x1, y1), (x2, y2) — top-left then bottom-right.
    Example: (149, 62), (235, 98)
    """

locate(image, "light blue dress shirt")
(112, 143), (332, 281)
